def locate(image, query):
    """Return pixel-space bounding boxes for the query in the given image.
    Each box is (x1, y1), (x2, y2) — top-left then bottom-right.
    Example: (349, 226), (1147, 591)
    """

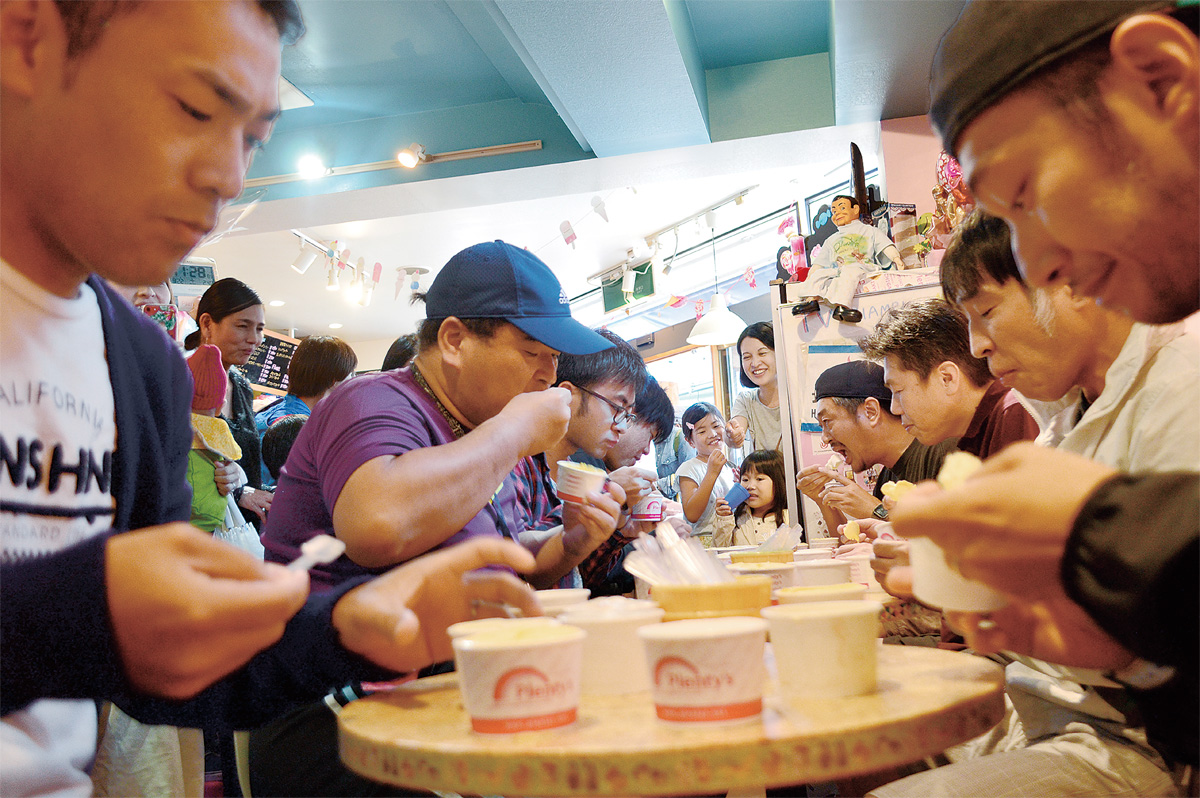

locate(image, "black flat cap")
(814, 360), (893, 405)
(929, 0), (1174, 154)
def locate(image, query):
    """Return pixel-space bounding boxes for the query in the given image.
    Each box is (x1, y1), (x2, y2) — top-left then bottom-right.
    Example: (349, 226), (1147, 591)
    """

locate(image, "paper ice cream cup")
(909, 537), (1008, 612)
(791, 559), (852, 586)
(726, 561), (802, 591)
(555, 461), (607, 503)
(639, 617), (768, 724)
(534, 588), (591, 617)
(452, 624), (585, 734)
(631, 494), (665, 521)
(651, 576), (772, 621)
(560, 603), (665, 695)
(763, 601), (882, 698)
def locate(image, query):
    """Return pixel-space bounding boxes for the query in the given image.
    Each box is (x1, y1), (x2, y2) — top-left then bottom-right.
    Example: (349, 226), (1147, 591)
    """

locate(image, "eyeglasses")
(575, 384), (637, 428)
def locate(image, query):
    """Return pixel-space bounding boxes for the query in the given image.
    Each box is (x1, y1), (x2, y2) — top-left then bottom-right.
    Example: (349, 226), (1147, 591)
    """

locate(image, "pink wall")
(880, 115), (944, 220)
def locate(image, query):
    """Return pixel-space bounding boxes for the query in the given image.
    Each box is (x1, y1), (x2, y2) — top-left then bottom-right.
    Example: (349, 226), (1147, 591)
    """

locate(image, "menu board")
(240, 329), (299, 396)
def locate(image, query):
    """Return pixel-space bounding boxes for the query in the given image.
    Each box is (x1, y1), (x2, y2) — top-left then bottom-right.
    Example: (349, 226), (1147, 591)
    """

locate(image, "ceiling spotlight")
(290, 238), (319, 274)
(268, 300), (286, 307)
(328, 323), (343, 329)
(622, 267), (638, 295)
(396, 143), (427, 169)
(297, 153), (330, 180)
(360, 284), (374, 307)
(326, 263), (340, 291)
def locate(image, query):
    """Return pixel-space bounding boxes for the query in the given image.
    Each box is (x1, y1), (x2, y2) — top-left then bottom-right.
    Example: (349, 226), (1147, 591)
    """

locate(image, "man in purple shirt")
(261, 241), (625, 591)
(858, 297), (1038, 459)
(253, 241), (626, 796)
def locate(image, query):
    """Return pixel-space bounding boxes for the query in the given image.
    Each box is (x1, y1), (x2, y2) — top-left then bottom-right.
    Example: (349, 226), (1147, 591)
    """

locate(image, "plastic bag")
(214, 495), (265, 559)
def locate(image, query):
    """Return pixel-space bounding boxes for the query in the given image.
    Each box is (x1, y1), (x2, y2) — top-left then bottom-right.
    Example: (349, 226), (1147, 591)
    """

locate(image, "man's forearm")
(333, 416), (529, 566)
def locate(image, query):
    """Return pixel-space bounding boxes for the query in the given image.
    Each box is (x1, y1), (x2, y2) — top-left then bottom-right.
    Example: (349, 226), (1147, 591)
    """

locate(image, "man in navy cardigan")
(0, 1), (537, 791)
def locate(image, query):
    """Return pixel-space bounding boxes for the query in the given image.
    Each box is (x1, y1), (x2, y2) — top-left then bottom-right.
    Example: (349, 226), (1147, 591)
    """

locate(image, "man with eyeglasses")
(510, 328), (647, 587)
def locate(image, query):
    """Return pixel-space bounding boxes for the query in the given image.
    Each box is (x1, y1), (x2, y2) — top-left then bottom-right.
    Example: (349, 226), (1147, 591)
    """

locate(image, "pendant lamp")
(687, 227), (746, 346)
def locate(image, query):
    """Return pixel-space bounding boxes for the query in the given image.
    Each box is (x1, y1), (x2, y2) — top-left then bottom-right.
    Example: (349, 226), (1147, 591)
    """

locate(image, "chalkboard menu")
(239, 329), (298, 396)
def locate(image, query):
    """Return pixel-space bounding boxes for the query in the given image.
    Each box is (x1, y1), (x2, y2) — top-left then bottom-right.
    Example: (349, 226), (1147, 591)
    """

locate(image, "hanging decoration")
(742, 264), (757, 289)
(560, 220), (577, 248)
(665, 295), (688, 309)
(694, 299), (706, 320)
(590, 196), (608, 223)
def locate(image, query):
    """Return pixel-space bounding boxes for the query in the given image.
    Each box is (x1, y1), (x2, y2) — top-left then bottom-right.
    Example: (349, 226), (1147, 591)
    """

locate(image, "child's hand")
(706, 449), (727, 474)
(714, 498), (732, 517)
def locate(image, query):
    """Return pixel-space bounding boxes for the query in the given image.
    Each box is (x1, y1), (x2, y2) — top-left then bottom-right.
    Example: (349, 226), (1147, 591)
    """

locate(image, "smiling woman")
(187, 278), (269, 496)
(726, 321), (782, 452)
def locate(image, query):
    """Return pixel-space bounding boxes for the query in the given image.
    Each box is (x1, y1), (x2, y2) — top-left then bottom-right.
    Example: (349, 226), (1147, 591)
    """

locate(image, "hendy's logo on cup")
(650, 655), (759, 723)
(493, 666), (572, 705)
(653, 656), (734, 691)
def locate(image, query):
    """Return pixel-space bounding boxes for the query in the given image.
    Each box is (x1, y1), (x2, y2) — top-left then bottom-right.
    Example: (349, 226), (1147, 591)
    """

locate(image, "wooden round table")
(339, 644), (1003, 796)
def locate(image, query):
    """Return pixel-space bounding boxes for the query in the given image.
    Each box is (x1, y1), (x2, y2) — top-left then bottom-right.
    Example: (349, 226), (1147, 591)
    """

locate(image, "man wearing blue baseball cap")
(262, 239), (622, 590)
(252, 241), (625, 795)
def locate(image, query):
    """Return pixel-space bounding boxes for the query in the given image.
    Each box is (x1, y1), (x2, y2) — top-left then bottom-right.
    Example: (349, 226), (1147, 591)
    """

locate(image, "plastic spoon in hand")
(286, 534), (347, 571)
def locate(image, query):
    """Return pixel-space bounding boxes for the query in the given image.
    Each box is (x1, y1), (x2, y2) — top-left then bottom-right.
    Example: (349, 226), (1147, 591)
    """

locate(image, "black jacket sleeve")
(1062, 472), (1199, 765)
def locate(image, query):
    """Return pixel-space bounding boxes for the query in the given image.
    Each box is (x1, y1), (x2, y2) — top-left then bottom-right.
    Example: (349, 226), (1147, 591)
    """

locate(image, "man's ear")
(0, 1), (66, 98)
(1109, 12), (1199, 124)
(859, 397), (882, 427)
(436, 317), (467, 368)
(936, 361), (961, 393)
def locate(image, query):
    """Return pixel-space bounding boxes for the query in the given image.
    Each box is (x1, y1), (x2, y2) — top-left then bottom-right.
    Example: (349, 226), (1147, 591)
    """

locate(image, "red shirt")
(956, 380), (1039, 459)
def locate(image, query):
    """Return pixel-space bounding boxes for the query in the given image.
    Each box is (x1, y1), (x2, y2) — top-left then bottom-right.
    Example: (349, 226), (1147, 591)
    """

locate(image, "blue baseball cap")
(425, 241), (612, 355)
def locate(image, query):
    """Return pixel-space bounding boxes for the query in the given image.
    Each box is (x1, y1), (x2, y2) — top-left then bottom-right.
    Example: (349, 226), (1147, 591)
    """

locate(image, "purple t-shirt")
(260, 368), (522, 591)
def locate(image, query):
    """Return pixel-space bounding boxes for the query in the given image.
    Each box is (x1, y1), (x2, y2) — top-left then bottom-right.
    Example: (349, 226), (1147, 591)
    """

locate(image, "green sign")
(602, 263), (655, 313)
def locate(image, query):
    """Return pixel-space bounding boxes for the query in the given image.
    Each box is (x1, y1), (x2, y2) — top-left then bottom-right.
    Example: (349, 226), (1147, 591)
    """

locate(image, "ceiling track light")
(642, 186), (758, 248)
(246, 140), (544, 188)
(290, 237), (320, 275)
(396, 143), (427, 168)
(621, 267), (638, 294)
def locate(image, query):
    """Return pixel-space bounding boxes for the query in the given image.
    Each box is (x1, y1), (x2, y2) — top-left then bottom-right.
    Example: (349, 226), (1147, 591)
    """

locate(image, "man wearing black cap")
(891, 0), (1198, 773)
(798, 361), (955, 536)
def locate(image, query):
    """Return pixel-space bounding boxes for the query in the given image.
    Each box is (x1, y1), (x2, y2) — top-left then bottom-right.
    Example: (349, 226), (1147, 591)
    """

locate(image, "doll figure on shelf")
(793, 195), (904, 323)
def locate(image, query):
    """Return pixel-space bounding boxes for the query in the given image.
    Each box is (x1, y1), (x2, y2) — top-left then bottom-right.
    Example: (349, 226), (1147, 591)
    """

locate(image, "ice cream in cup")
(555, 460), (607, 503)
(763, 600), (883, 699)
(452, 623), (586, 734)
(909, 538), (1008, 612)
(638, 616), (768, 724)
(775, 583), (868, 604)
(560, 601), (665, 695)
(730, 550), (793, 564)
(447, 616), (562, 641)
(651, 575), (772, 621)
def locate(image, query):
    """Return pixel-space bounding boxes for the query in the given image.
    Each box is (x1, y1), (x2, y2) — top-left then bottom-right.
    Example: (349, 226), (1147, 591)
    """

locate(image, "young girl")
(725, 449), (789, 547)
(675, 403), (736, 543)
